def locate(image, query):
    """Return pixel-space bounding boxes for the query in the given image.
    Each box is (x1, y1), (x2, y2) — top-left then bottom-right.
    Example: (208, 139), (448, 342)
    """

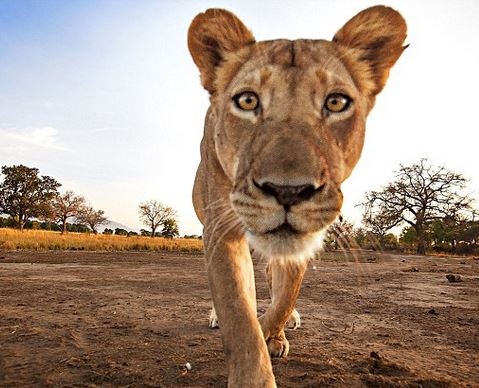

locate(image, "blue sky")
(1, 0), (478, 235)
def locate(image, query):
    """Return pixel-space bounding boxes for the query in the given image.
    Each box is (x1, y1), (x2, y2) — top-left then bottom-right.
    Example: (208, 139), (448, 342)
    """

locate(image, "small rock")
(446, 274), (462, 283)
(407, 267), (419, 272)
(427, 308), (439, 315)
(185, 362), (192, 371)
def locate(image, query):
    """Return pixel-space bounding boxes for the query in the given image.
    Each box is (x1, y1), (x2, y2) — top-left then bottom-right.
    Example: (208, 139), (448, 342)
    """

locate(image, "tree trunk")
(151, 226), (156, 238)
(416, 238), (426, 255)
(62, 217), (67, 234)
(19, 214), (26, 232)
(416, 222), (426, 255)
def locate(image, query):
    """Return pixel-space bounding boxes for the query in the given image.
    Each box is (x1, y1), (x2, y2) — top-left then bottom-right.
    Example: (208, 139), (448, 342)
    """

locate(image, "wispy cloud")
(0, 126), (69, 152)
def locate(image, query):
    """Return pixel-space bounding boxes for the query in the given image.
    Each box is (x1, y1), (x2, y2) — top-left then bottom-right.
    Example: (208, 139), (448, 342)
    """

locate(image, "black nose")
(255, 181), (320, 210)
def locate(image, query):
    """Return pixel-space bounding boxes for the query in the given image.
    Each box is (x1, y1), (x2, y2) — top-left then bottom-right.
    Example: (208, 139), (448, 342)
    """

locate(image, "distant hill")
(98, 220), (139, 234)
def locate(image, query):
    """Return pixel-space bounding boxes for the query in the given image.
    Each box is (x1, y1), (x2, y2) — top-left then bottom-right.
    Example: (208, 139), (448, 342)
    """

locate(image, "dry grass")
(0, 228), (203, 252)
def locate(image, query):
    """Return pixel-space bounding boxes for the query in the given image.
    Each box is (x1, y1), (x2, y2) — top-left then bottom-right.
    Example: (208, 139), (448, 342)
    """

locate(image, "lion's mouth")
(266, 222), (301, 236)
(246, 220), (326, 259)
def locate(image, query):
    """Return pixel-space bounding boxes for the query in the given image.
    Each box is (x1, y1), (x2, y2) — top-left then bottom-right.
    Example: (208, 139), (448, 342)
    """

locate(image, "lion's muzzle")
(253, 181), (325, 212)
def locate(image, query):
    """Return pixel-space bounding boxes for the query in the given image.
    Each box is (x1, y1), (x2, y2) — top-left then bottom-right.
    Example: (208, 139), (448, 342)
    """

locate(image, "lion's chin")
(246, 229), (326, 263)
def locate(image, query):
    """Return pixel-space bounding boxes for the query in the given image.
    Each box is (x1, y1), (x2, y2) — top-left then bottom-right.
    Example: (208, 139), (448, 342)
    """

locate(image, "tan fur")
(188, 6), (406, 387)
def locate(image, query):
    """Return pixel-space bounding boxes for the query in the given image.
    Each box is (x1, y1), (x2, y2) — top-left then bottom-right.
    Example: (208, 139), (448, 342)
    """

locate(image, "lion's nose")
(255, 181), (321, 210)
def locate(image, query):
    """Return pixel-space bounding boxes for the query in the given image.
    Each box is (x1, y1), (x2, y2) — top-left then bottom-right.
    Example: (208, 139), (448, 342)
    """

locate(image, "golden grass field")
(0, 228), (203, 252)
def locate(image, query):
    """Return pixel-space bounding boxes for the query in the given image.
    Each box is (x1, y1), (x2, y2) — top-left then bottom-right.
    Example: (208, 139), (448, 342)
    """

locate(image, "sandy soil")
(0, 250), (478, 387)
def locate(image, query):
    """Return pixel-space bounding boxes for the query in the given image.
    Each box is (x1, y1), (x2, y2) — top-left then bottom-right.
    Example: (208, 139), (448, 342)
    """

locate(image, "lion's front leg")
(265, 261), (302, 330)
(259, 259), (308, 358)
(205, 231), (276, 387)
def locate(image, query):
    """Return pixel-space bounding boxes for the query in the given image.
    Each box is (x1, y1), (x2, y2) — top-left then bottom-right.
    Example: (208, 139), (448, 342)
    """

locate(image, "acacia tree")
(161, 218), (179, 238)
(76, 206), (108, 233)
(361, 159), (476, 254)
(428, 217), (479, 251)
(0, 165), (60, 231)
(138, 200), (177, 238)
(53, 190), (86, 234)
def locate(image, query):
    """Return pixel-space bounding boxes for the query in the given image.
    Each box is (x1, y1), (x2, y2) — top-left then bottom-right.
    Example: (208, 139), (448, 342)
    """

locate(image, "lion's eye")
(324, 93), (352, 113)
(233, 91), (259, 111)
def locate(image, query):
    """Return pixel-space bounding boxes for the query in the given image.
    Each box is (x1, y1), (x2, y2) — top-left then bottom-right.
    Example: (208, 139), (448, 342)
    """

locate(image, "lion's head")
(189, 7), (406, 259)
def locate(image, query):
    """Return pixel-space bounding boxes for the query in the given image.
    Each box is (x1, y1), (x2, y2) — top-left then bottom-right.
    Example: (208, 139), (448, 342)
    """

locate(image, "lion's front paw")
(267, 335), (290, 358)
(208, 307), (219, 329)
(287, 308), (301, 330)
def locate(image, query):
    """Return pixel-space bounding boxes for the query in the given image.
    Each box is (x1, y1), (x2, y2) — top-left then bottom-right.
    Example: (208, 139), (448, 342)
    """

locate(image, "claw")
(208, 307), (219, 329)
(287, 309), (301, 330)
(267, 336), (290, 358)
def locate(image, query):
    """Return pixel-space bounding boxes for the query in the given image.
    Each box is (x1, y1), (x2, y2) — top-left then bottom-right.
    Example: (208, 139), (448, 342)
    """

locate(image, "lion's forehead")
(250, 39), (337, 67)
(227, 39), (356, 97)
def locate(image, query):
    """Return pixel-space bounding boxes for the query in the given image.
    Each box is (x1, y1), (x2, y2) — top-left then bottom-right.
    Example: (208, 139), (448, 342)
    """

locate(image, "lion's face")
(211, 40), (367, 257)
(188, 7), (406, 258)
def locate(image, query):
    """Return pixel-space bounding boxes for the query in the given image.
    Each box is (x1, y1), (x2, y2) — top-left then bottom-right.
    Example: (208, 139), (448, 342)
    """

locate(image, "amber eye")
(233, 91), (260, 111)
(324, 93), (352, 113)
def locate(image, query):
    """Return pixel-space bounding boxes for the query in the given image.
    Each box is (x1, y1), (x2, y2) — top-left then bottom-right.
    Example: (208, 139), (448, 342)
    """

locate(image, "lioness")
(188, 5), (406, 386)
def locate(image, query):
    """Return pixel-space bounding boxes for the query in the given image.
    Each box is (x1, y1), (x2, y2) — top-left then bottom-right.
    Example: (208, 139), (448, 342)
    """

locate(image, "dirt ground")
(0, 250), (478, 387)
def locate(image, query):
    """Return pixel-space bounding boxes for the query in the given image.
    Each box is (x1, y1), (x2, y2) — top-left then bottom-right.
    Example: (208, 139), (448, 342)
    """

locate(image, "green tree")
(427, 218), (479, 253)
(382, 233), (399, 250)
(399, 226), (417, 247)
(458, 220), (479, 246)
(361, 159), (476, 255)
(67, 223), (90, 233)
(350, 227), (367, 248)
(0, 165), (60, 231)
(0, 217), (15, 228)
(115, 228), (128, 236)
(161, 218), (179, 238)
(427, 218), (456, 249)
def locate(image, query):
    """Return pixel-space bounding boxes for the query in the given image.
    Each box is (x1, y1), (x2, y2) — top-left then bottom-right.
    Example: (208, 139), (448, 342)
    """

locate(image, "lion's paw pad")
(267, 337), (289, 358)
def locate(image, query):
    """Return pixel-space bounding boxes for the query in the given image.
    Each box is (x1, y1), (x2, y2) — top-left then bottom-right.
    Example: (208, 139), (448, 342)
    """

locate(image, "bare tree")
(138, 200), (177, 238)
(76, 206), (108, 234)
(361, 159), (476, 254)
(53, 190), (86, 234)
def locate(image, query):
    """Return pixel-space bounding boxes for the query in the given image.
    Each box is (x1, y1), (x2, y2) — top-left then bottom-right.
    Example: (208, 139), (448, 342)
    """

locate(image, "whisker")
(203, 198), (231, 212)
(205, 210), (238, 250)
(208, 218), (244, 260)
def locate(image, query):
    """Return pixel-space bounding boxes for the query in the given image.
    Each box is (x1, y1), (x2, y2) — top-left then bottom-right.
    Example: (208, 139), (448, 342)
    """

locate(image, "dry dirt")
(0, 250), (478, 387)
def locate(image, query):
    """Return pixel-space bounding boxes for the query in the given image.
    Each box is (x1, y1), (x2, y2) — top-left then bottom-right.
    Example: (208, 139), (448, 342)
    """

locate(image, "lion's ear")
(188, 9), (255, 94)
(333, 6), (407, 95)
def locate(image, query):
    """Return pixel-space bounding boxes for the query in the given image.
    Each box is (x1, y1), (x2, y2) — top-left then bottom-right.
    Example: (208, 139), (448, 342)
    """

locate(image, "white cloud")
(0, 126), (69, 153)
